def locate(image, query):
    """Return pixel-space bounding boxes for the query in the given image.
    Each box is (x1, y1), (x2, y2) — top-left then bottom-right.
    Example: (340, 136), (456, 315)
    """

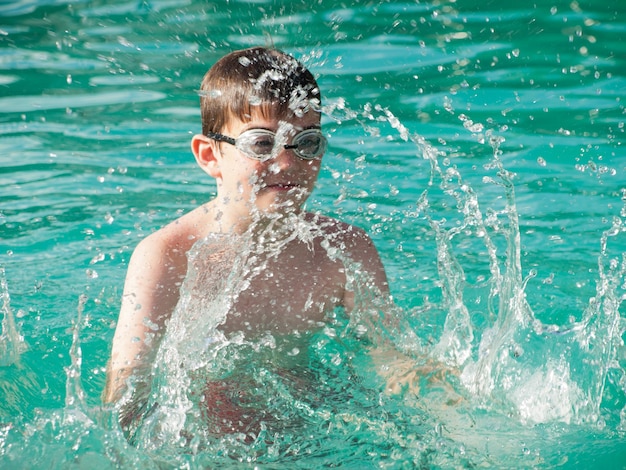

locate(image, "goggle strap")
(205, 129), (326, 160)
(205, 132), (236, 145)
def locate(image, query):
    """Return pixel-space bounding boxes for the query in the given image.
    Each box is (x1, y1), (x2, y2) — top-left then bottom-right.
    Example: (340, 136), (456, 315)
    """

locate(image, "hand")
(370, 348), (462, 405)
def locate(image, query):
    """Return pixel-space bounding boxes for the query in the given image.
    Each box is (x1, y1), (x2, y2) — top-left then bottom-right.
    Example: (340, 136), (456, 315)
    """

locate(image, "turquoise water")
(1, 0), (625, 467)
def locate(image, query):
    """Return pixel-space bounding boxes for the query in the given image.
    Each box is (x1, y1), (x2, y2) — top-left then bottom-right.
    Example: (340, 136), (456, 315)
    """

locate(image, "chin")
(256, 196), (307, 215)
(255, 189), (309, 213)
(259, 201), (302, 215)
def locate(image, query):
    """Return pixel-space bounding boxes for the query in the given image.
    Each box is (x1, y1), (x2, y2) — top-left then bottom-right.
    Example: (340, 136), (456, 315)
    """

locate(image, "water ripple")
(0, 90), (167, 113)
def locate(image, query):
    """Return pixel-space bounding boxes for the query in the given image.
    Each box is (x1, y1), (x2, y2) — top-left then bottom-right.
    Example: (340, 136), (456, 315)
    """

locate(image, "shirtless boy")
(103, 47), (390, 434)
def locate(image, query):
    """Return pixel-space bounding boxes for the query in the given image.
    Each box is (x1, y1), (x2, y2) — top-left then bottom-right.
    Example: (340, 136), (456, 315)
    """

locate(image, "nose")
(270, 145), (298, 171)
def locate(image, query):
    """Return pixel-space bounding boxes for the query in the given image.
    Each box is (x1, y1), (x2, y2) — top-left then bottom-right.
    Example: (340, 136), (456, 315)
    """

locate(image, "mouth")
(264, 183), (300, 191)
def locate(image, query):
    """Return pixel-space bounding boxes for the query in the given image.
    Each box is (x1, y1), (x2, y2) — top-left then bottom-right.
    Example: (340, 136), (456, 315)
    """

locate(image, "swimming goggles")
(205, 128), (327, 162)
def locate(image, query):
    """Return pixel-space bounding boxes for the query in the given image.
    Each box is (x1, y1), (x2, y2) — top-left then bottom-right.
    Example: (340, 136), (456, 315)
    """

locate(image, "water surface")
(1, 0), (625, 468)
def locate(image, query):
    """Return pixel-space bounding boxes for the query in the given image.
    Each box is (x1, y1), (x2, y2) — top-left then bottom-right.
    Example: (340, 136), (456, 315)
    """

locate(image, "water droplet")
(90, 253), (105, 265)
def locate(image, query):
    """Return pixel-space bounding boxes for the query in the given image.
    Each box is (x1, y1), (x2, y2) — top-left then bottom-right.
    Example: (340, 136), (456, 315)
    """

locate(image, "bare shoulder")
(135, 203), (215, 260)
(305, 211), (388, 294)
(122, 203), (217, 315)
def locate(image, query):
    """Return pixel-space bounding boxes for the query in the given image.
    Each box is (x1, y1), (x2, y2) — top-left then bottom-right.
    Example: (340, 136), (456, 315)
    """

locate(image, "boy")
(103, 47), (390, 435)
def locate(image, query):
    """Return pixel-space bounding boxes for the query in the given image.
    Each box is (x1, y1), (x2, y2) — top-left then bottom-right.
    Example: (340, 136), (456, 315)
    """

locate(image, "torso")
(160, 203), (351, 339)
(222, 235), (346, 335)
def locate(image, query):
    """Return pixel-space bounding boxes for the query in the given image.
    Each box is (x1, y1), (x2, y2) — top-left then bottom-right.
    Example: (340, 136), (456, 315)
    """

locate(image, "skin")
(103, 108), (389, 405)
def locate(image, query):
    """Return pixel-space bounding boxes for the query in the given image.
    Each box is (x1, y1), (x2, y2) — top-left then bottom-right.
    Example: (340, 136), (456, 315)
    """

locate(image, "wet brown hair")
(199, 47), (321, 135)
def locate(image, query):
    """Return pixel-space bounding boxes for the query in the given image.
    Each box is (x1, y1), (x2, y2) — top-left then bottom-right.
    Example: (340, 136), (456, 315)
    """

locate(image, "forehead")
(223, 105), (321, 132)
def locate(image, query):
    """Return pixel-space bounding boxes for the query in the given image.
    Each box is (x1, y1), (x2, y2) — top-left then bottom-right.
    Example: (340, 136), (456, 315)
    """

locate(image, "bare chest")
(219, 241), (346, 335)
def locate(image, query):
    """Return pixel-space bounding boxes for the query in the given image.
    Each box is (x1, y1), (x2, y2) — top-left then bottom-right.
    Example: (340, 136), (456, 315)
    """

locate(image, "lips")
(264, 183), (299, 191)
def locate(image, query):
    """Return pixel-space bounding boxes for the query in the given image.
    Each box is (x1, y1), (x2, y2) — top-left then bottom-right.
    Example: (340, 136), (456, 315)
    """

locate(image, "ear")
(191, 134), (222, 179)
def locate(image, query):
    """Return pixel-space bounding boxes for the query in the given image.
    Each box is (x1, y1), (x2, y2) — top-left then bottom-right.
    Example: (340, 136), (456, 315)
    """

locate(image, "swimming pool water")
(1, 0), (625, 467)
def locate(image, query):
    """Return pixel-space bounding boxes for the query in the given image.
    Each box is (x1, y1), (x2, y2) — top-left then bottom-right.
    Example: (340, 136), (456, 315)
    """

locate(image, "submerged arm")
(337, 224), (440, 397)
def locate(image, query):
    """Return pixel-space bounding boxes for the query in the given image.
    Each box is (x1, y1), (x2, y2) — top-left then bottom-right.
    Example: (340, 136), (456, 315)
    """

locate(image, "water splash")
(459, 159), (624, 426)
(323, 94), (624, 429)
(369, 104), (626, 427)
(64, 294), (88, 411)
(0, 291), (154, 468)
(0, 267), (25, 367)
(574, 213), (626, 425)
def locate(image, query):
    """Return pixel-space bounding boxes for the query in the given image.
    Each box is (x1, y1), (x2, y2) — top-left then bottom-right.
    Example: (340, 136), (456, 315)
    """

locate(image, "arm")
(340, 225), (390, 312)
(338, 225), (437, 397)
(103, 233), (186, 404)
(344, 230), (458, 398)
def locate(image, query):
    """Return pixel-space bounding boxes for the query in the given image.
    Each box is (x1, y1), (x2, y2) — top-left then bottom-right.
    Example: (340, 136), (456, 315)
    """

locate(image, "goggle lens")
(236, 129), (327, 161)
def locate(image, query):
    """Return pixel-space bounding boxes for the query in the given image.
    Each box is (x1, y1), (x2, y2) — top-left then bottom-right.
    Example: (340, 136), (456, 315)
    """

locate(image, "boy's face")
(215, 109), (323, 215)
